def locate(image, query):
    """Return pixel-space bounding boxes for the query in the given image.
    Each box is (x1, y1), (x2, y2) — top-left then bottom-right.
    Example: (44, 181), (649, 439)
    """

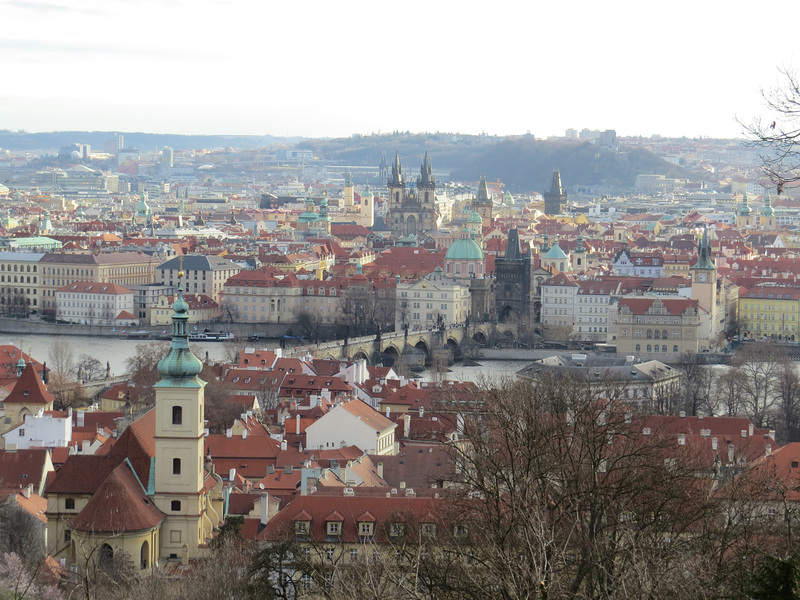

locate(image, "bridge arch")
(472, 331), (487, 345)
(352, 350), (370, 363)
(414, 339), (430, 360)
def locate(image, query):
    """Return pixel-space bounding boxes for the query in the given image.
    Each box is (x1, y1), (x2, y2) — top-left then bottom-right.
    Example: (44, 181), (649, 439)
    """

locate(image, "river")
(5, 332), (531, 384)
(2, 333), (232, 378)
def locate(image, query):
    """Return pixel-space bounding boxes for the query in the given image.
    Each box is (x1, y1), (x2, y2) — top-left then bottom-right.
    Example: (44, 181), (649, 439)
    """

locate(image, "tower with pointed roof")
(690, 226), (717, 334)
(151, 268), (210, 561)
(543, 169), (567, 215)
(360, 182), (375, 227)
(573, 232), (587, 273)
(760, 191), (775, 229)
(343, 170), (355, 207)
(473, 177), (494, 229)
(736, 192), (755, 229)
(495, 228), (550, 325)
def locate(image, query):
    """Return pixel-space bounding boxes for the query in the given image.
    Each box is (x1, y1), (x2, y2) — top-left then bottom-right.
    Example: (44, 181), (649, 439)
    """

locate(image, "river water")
(5, 332), (530, 383)
(2, 333), (231, 378)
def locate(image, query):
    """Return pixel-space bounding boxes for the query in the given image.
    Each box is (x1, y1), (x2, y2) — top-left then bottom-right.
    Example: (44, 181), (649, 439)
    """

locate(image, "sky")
(2, 0), (799, 139)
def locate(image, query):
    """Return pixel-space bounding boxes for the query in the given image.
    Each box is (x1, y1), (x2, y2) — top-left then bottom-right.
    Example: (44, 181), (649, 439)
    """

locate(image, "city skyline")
(2, 0), (799, 140)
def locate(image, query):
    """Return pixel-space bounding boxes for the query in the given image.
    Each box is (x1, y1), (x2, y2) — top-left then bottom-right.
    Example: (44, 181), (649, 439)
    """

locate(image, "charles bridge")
(283, 322), (521, 368)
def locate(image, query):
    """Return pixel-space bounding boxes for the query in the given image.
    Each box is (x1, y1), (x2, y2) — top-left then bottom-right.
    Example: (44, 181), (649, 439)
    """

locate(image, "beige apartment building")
(0, 252), (45, 314)
(614, 296), (700, 359)
(157, 255), (241, 303)
(39, 252), (160, 314)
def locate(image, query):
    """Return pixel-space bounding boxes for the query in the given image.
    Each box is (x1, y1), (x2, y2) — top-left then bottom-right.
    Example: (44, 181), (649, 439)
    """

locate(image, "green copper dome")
(445, 236), (484, 261)
(467, 210), (482, 224)
(542, 242), (568, 260)
(156, 276), (203, 382)
(739, 192), (751, 216)
(762, 192), (774, 216)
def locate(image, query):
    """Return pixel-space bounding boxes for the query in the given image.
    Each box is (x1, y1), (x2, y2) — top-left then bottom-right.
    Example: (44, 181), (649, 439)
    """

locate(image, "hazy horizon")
(3, 0), (799, 140)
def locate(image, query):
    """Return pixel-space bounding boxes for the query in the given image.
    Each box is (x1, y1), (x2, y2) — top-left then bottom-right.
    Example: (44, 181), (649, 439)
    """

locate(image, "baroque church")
(386, 152), (439, 239)
(45, 272), (224, 572)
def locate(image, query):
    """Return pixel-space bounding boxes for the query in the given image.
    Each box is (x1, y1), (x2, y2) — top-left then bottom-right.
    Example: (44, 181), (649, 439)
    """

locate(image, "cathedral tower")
(543, 169), (567, 215)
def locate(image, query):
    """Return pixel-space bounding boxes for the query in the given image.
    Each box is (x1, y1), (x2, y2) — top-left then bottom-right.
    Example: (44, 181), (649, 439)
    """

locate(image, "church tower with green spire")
(343, 170), (355, 207)
(737, 192), (754, 229)
(690, 226), (718, 337)
(152, 268), (210, 561)
(760, 191), (775, 229)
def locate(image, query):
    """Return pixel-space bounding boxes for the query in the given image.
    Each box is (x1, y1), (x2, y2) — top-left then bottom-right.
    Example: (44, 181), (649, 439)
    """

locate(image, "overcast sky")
(2, 0), (798, 139)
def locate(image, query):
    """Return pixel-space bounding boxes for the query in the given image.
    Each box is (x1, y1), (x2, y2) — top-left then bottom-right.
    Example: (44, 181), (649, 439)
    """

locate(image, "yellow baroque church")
(44, 272), (224, 572)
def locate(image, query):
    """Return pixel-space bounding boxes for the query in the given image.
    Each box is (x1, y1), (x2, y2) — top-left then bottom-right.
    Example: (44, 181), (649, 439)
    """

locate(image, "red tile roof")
(3, 362), (54, 405)
(0, 448), (51, 491)
(68, 461), (164, 533)
(259, 495), (447, 543)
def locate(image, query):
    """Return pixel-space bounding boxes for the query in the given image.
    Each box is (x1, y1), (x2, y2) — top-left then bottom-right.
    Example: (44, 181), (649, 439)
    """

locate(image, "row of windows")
(0, 276), (36, 283)
(635, 344), (679, 353)
(0, 265), (36, 272)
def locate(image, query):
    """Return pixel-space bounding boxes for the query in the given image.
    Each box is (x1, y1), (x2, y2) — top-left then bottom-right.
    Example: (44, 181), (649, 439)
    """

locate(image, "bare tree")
(729, 343), (789, 427)
(676, 351), (717, 416)
(776, 361), (800, 442)
(76, 354), (105, 382)
(124, 342), (169, 405)
(431, 376), (722, 600)
(741, 66), (800, 193)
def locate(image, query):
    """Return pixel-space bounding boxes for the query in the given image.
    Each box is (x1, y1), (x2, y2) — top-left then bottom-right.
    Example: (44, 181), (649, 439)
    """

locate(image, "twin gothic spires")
(387, 151), (436, 188)
(417, 151), (435, 187)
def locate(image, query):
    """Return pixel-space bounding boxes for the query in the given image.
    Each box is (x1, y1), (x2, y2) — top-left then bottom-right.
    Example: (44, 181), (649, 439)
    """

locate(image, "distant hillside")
(0, 130), (690, 192)
(298, 133), (691, 193)
(0, 130), (288, 152)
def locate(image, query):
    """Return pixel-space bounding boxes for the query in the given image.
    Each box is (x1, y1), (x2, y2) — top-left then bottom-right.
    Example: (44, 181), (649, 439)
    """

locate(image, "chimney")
(21, 484), (32, 499)
(711, 437), (718, 451)
(296, 414), (301, 434)
(419, 406), (424, 418)
(260, 492), (269, 526)
(727, 442), (735, 465)
(77, 412), (85, 427)
(267, 464), (275, 475)
(385, 407), (391, 418)
(749, 423), (754, 437)
(229, 468), (236, 482)
(766, 444), (772, 457)
(281, 439), (287, 451)
(377, 462), (384, 479)
(242, 429), (247, 440)
(679, 411), (685, 418)
(226, 428), (232, 438)
(284, 465), (293, 475)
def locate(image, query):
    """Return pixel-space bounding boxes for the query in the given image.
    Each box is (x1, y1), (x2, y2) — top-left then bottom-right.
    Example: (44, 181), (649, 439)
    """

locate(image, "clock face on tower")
(698, 273), (707, 282)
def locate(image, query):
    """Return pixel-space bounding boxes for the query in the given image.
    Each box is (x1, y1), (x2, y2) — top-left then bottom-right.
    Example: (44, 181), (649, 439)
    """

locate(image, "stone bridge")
(285, 322), (520, 368)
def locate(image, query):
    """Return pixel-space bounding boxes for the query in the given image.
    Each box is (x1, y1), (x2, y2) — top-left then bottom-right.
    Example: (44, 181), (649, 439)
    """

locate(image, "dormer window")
(327, 521), (341, 536)
(389, 522), (405, 538)
(295, 521), (309, 536)
(358, 522), (374, 536)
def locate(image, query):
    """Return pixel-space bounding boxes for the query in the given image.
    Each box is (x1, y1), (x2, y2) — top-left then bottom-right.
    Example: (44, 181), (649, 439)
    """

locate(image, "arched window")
(635, 344), (641, 352)
(646, 329), (652, 338)
(99, 544), (114, 572)
(172, 458), (181, 475)
(646, 345), (652, 352)
(172, 405), (182, 425)
(662, 329), (668, 339)
(140, 540), (149, 570)
(654, 330), (660, 339)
